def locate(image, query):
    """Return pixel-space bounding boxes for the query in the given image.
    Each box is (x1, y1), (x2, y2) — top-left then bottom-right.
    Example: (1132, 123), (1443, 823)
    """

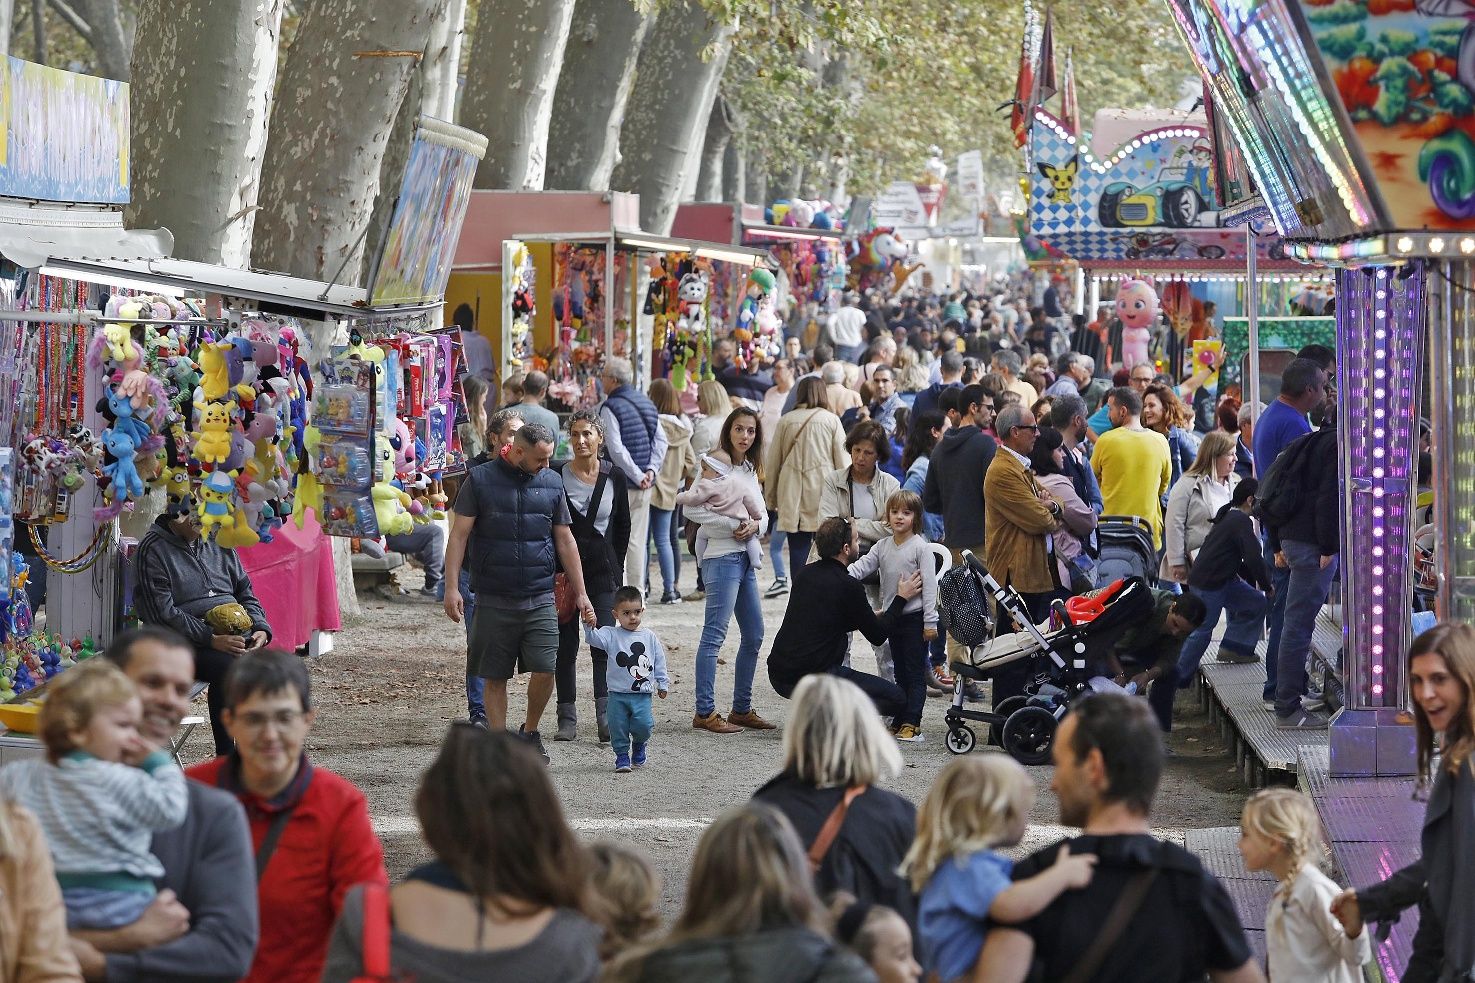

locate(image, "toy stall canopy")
(1027, 108), (1303, 273)
(1165, 0), (1475, 258)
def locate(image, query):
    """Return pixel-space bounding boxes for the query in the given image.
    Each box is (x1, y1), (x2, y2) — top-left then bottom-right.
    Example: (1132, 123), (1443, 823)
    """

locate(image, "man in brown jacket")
(984, 404), (1067, 707)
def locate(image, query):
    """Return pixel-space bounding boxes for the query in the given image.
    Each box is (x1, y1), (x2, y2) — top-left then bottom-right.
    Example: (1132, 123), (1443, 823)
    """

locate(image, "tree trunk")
(421, 0), (465, 120)
(722, 129), (745, 203)
(611, 0), (733, 235)
(365, 59), (423, 276)
(126, 0), (283, 268)
(30, 0), (44, 64)
(746, 143), (768, 206)
(459, 0), (575, 190)
(71, 0), (129, 79)
(0, 0), (13, 57)
(543, 0), (649, 191)
(253, 0), (445, 286)
(695, 94), (734, 203)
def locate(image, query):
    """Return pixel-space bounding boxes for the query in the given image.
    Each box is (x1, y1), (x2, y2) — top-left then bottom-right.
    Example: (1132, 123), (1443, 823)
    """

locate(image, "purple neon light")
(1336, 263), (1424, 710)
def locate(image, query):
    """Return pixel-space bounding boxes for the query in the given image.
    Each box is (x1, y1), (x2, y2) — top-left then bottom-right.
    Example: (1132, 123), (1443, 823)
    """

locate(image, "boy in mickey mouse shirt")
(585, 586), (671, 773)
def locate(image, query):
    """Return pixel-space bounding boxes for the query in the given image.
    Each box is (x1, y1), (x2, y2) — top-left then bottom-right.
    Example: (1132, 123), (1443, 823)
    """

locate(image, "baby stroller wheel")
(945, 725), (977, 755)
(1001, 706), (1057, 765)
(988, 695), (1028, 746)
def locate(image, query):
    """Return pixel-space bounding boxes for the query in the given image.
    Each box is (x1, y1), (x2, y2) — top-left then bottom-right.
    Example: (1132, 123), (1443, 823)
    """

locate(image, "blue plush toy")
(101, 387), (152, 444)
(100, 428), (144, 500)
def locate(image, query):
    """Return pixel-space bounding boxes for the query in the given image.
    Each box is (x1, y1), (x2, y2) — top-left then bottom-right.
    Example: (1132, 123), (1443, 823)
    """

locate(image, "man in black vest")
(599, 356), (667, 594)
(443, 423), (595, 760)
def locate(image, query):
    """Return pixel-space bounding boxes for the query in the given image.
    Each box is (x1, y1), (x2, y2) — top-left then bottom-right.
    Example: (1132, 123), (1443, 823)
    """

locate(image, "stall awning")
(503, 230), (770, 268)
(0, 202), (171, 269)
(35, 256), (379, 318)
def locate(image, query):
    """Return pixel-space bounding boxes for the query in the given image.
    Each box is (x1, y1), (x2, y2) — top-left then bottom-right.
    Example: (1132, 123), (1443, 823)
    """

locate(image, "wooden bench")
(349, 550), (405, 591)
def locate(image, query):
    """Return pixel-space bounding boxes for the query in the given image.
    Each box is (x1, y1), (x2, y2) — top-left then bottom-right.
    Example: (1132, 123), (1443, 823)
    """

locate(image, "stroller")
(937, 552), (1154, 764)
(1094, 515), (1157, 584)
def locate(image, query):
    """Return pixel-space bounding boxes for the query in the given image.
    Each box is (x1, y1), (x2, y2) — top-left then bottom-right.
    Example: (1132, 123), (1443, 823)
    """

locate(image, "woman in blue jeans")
(1175, 480), (1272, 681)
(683, 407), (776, 734)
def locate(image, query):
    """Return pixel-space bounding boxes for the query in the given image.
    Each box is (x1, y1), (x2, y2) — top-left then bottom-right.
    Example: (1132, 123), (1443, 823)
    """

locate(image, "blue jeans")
(607, 691), (654, 755)
(787, 530), (814, 574)
(769, 521), (788, 581)
(1261, 537), (1292, 699)
(457, 571), (482, 718)
(650, 507), (679, 596)
(695, 552), (763, 717)
(1273, 540), (1339, 717)
(1175, 578), (1269, 681)
(836, 341), (865, 363)
(890, 611), (928, 727)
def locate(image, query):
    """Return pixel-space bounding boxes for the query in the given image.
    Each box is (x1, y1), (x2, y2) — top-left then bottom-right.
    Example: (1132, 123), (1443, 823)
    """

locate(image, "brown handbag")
(553, 572), (576, 623)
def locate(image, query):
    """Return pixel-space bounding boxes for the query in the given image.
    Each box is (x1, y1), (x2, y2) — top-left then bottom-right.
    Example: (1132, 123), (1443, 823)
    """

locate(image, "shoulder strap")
(255, 806), (297, 882)
(358, 883), (393, 980)
(808, 785), (866, 873)
(1058, 866), (1159, 983)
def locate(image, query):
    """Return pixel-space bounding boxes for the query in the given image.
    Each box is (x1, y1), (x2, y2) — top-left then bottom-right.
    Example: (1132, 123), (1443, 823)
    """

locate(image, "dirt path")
(178, 567), (1249, 917)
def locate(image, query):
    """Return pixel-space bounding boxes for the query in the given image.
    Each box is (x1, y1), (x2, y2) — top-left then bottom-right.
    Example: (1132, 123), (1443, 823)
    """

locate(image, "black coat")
(557, 460), (631, 595)
(752, 773), (918, 938)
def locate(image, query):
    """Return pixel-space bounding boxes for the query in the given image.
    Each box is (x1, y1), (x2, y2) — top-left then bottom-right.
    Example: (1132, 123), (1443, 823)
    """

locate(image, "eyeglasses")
(233, 710), (306, 733)
(1012, 424), (1040, 433)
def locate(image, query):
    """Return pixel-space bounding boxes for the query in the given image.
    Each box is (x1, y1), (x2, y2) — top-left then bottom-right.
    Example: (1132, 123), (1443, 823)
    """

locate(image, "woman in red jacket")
(187, 649), (386, 983)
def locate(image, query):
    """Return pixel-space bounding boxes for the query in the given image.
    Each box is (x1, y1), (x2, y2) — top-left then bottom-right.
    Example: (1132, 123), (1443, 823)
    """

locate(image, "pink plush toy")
(1115, 279), (1159, 369)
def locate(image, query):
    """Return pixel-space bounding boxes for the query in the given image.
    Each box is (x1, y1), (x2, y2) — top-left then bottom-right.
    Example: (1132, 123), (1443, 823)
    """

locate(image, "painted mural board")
(0, 57), (128, 204)
(1028, 109), (1295, 267)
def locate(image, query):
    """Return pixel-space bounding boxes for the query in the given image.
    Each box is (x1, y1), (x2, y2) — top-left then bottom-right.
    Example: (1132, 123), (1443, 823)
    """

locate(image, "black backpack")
(1254, 429), (1324, 529)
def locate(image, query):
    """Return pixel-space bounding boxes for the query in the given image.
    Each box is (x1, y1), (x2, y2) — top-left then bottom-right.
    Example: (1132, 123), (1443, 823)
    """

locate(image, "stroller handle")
(959, 550), (1057, 653)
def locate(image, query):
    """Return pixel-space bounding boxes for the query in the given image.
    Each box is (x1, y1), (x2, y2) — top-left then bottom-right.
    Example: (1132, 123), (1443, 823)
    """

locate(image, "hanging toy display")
(1115, 278), (1160, 370)
(670, 270), (709, 391)
(310, 354), (380, 538)
(733, 267), (778, 369)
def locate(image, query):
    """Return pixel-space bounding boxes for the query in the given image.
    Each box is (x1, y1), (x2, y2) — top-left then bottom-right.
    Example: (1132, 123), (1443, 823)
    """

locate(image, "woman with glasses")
(188, 650), (386, 983)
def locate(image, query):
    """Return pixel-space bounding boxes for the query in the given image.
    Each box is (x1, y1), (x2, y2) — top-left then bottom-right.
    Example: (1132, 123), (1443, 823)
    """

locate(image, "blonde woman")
(766, 377), (847, 572)
(608, 803), (873, 983)
(753, 674), (916, 928)
(892, 346), (930, 394)
(1333, 624), (1475, 979)
(902, 757), (1095, 983)
(1161, 430), (1239, 584)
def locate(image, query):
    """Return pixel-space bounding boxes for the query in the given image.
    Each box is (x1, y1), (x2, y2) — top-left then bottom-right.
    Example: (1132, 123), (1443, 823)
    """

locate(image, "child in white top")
(847, 490), (938, 742)
(677, 454), (765, 569)
(0, 660), (187, 930)
(903, 756), (1097, 983)
(585, 587), (670, 774)
(1238, 788), (1370, 983)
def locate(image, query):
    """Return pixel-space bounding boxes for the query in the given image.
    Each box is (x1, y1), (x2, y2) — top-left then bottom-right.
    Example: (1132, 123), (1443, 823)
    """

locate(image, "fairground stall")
(1027, 105), (1331, 390)
(1165, 0), (1475, 969)
(446, 191), (768, 420)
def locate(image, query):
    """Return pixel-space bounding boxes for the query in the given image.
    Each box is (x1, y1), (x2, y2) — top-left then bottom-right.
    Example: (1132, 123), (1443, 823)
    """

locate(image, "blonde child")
(0, 660), (187, 930)
(829, 892), (922, 983)
(676, 454), (766, 569)
(587, 842), (662, 963)
(847, 490), (937, 742)
(1238, 788), (1370, 982)
(903, 756), (1096, 983)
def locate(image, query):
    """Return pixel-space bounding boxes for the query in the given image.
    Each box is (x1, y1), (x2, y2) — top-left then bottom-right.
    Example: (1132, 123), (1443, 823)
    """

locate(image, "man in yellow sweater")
(1091, 387), (1171, 549)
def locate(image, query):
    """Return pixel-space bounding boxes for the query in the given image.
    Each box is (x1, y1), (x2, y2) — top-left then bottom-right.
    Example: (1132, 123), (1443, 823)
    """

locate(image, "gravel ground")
(176, 563), (1250, 919)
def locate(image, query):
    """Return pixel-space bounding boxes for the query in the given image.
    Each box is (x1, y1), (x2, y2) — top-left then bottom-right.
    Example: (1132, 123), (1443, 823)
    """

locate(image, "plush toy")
(192, 400), (236, 464)
(204, 602), (252, 635)
(371, 481), (415, 536)
(102, 322), (139, 366)
(197, 469), (238, 537)
(99, 387), (153, 444)
(100, 428), (145, 501)
(198, 343), (231, 402)
(1115, 279), (1160, 369)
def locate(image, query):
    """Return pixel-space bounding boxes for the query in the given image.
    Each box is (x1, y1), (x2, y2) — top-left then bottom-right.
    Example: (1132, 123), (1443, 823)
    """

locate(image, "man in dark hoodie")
(924, 383), (998, 665)
(133, 499), (272, 756)
(910, 349), (965, 425)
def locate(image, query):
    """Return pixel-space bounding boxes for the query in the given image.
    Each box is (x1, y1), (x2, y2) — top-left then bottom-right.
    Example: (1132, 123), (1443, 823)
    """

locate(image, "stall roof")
(498, 230), (770, 268)
(37, 255), (381, 317)
(0, 202), (171, 268)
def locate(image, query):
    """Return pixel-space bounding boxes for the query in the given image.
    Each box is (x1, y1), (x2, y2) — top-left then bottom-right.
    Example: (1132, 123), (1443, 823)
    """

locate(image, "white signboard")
(873, 181), (928, 237)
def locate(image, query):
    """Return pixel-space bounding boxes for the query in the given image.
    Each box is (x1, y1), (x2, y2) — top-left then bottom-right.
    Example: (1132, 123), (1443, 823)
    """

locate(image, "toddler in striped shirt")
(0, 659), (187, 930)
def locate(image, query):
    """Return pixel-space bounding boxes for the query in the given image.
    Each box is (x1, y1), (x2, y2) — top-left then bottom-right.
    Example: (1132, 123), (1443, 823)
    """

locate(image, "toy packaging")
(313, 355), (379, 538)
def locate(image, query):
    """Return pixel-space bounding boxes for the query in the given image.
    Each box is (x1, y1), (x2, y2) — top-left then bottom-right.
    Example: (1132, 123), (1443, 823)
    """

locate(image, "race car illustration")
(1098, 180), (1211, 228)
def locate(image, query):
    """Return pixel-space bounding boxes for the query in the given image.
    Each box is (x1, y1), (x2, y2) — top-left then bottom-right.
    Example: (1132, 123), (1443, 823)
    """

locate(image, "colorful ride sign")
(0, 57), (128, 204)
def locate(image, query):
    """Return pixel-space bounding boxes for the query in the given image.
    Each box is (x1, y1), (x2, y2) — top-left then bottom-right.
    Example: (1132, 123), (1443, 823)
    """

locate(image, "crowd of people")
(0, 279), (1459, 983)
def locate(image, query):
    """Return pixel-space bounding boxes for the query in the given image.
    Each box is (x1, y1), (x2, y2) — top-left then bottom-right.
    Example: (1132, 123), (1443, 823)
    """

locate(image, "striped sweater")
(0, 751), (187, 890)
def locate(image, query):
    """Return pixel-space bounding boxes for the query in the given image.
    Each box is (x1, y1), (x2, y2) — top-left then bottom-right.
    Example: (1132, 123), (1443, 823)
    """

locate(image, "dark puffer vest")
(463, 455), (566, 599)
(604, 385), (659, 472)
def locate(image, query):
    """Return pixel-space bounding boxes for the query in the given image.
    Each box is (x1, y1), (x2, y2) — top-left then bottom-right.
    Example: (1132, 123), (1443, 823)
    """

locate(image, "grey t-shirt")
(321, 886), (601, 983)
(561, 466), (613, 537)
(516, 400), (561, 438)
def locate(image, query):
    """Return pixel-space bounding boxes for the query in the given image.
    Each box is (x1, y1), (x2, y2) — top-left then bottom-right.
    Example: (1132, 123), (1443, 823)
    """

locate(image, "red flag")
(1035, 8), (1058, 105)
(1010, 6), (1038, 148)
(1061, 47), (1080, 137)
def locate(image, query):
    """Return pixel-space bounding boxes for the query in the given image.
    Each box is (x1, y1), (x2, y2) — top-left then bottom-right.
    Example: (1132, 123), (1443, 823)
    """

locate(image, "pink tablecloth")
(237, 514), (341, 651)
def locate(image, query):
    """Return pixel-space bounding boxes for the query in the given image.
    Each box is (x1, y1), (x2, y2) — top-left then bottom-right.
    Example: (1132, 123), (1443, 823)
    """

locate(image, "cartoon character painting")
(1115, 279), (1160, 369)
(1037, 158), (1080, 204)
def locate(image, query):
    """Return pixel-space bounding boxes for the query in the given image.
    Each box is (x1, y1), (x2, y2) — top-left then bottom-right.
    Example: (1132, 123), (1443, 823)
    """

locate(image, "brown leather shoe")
(727, 708), (777, 730)
(692, 711), (742, 734)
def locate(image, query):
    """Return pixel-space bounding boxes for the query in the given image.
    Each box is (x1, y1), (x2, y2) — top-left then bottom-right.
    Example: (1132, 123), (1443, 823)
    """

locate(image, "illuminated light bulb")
(1462, 238), (1475, 254)
(1374, 447), (1386, 458)
(1373, 585), (1384, 596)
(1373, 664), (1384, 673)
(1373, 547), (1385, 557)
(1372, 684), (1384, 696)
(1374, 527), (1385, 537)
(1373, 605), (1384, 615)
(1397, 236), (1414, 252)
(1432, 237), (1446, 253)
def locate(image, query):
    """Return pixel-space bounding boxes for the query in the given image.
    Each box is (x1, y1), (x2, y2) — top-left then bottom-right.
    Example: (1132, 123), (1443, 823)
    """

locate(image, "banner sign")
(0, 57), (128, 204)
